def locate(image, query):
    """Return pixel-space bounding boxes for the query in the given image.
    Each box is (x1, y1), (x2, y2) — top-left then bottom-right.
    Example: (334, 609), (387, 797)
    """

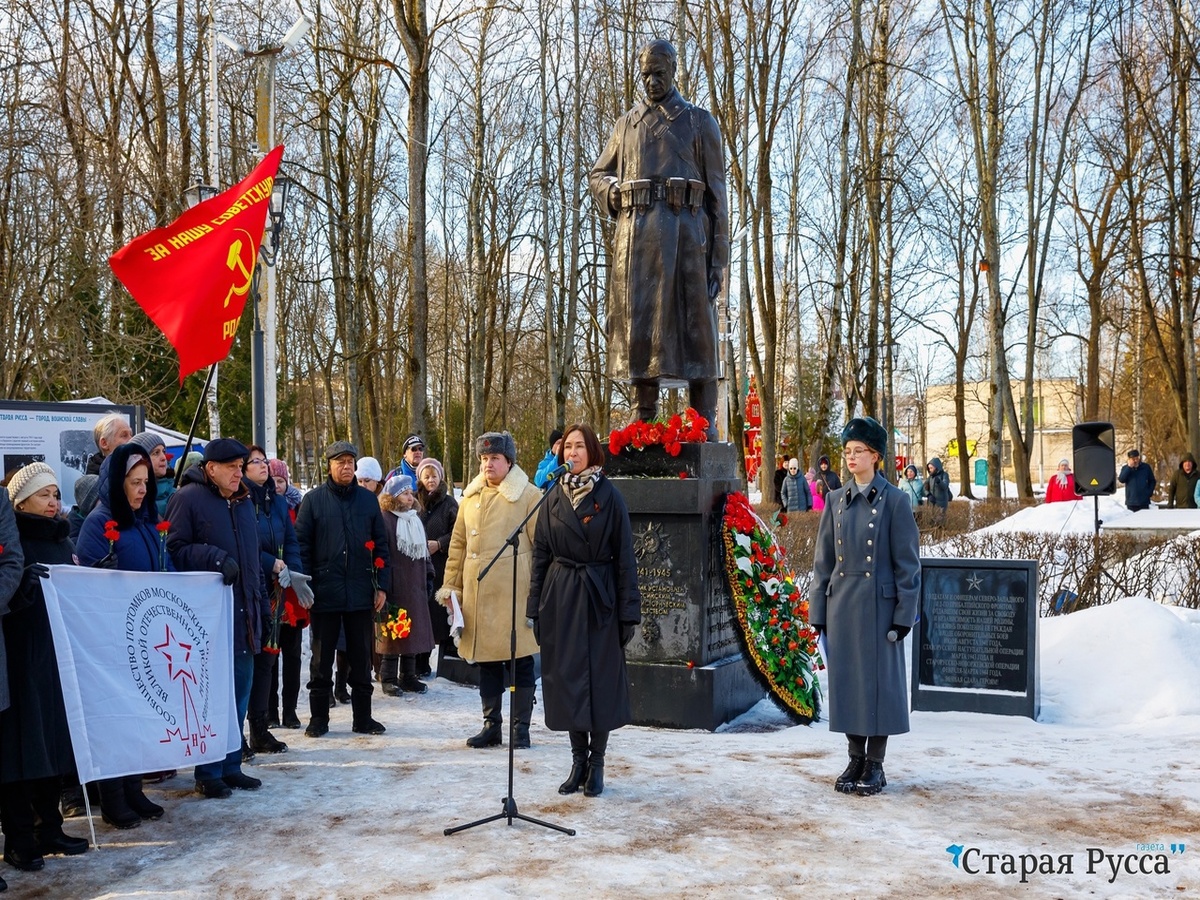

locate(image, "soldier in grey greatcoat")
(809, 417), (921, 797)
(589, 38), (729, 437)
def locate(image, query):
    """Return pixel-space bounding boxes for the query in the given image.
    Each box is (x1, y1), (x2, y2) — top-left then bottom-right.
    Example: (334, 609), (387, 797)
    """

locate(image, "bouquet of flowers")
(378, 607), (412, 642)
(721, 491), (822, 722)
(608, 408), (709, 457)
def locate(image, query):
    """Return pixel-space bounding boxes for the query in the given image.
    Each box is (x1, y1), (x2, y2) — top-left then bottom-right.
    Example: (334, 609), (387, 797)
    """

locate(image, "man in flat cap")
(295, 441), (391, 737)
(1118, 448), (1157, 512)
(589, 38), (729, 437)
(166, 437), (267, 798)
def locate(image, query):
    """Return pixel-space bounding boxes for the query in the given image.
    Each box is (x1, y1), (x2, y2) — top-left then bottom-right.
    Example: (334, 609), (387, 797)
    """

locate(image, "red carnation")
(374, 557), (384, 569)
(104, 519), (117, 529)
(156, 521), (170, 534)
(365, 540), (375, 551)
(104, 528), (120, 543)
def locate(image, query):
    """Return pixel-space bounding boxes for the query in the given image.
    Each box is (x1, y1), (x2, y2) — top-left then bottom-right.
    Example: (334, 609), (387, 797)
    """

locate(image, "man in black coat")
(165, 438), (267, 799)
(295, 441), (390, 738)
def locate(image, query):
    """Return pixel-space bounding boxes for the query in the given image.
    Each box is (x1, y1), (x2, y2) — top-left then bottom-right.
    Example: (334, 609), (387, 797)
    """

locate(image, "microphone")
(543, 459), (574, 483)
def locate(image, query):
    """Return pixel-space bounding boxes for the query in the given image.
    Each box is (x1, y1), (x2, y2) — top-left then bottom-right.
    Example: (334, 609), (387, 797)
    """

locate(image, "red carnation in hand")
(156, 521), (170, 534)
(365, 540), (375, 551)
(104, 528), (120, 543)
(374, 557), (384, 569)
(104, 520), (117, 529)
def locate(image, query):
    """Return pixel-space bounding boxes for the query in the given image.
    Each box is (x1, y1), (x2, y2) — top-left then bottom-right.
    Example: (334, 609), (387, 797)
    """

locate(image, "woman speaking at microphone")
(527, 424), (641, 798)
(809, 417), (920, 797)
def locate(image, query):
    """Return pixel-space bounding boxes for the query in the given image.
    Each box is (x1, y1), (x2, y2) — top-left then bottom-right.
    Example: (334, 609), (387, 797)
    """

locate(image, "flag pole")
(175, 364), (218, 487)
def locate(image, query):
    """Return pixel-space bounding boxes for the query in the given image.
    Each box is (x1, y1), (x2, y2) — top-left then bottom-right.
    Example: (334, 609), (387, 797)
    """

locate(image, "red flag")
(109, 146), (285, 383)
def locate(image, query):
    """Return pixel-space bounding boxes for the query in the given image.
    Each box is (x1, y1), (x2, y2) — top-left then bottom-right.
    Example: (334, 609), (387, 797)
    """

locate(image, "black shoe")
(195, 779), (232, 799)
(241, 735), (255, 763)
(381, 681), (401, 697)
(400, 674), (427, 694)
(513, 726), (531, 749)
(835, 755), (866, 794)
(266, 713), (281, 728)
(583, 762), (605, 797)
(126, 790), (164, 820)
(248, 714), (288, 753)
(352, 718), (386, 735)
(3, 847), (44, 871)
(855, 759), (887, 796)
(466, 721), (502, 748)
(60, 785), (86, 819)
(334, 686), (352, 705)
(222, 771), (262, 791)
(305, 719), (329, 737)
(281, 710), (302, 729)
(100, 805), (141, 830)
(36, 832), (89, 856)
(558, 761), (587, 795)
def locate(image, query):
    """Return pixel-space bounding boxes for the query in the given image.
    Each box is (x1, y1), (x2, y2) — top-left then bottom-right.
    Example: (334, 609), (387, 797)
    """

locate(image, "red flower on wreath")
(608, 408), (709, 457)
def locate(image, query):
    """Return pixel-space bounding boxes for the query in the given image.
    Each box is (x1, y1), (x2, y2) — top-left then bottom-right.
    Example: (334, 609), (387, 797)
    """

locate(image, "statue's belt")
(619, 178), (706, 213)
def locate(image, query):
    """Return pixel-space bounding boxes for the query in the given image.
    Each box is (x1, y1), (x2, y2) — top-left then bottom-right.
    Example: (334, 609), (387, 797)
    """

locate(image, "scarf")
(561, 466), (601, 509)
(1054, 471), (1069, 488)
(394, 508), (429, 560)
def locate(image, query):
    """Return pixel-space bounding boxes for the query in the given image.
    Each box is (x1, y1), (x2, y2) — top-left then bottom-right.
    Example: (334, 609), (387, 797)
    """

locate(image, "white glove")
(277, 564), (292, 588)
(291, 572), (314, 609)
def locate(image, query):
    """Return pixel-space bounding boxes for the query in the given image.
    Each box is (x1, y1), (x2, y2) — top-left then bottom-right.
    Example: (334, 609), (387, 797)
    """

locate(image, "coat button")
(471, 529), (478, 535)
(872, 508), (878, 515)
(866, 556), (872, 562)
(865, 572), (871, 578)
(867, 539), (873, 546)
(868, 523), (874, 528)
(838, 556), (843, 561)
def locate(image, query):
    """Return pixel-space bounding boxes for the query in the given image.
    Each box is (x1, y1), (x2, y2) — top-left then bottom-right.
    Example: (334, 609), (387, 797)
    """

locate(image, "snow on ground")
(18, 488), (1200, 897)
(20, 589), (1199, 900)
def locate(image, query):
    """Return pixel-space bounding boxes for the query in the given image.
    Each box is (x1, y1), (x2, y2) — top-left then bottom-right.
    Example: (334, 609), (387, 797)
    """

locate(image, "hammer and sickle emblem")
(223, 236), (254, 307)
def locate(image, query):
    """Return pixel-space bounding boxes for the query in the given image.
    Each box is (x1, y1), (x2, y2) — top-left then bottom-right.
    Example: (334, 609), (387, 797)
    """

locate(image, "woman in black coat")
(1, 463), (89, 873)
(526, 425), (641, 798)
(416, 458), (459, 674)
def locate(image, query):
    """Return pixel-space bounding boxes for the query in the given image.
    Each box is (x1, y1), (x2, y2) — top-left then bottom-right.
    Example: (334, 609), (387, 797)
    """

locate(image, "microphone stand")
(444, 472), (575, 837)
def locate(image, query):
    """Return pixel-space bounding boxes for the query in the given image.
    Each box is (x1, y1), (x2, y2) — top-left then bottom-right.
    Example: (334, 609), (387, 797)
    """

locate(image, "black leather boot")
(248, 712), (288, 753)
(400, 655), (428, 694)
(558, 731), (589, 794)
(380, 654), (401, 696)
(512, 686), (535, 748)
(306, 691), (330, 737)
(855, 759), (887, 796)
(123, 775), (163, 820)
(334, 651), (351, 704)
(584, 731), (609, 797)
(98, 778), (140, 829)
(835, 755), (866, 794)
(350, 690), (385, 735)
(466, 694), (503, 748)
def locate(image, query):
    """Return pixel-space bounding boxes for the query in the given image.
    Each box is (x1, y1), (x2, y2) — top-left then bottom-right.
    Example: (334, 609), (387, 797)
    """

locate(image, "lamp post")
(884, 341), (900, 482)
(220, 14), (311, 457)
(250, 177), (293, 450)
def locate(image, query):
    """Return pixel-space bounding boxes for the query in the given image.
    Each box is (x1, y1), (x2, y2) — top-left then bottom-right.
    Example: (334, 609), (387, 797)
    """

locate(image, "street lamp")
(219, 14), (311, 456)
(251, 171), (294, 450)
(884, 341), (900, 482)
(182, 178), (219, 209)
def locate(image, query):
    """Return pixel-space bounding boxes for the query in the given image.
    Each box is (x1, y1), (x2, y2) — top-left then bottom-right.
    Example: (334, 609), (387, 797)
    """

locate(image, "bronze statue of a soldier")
(589, 39), (729, 438)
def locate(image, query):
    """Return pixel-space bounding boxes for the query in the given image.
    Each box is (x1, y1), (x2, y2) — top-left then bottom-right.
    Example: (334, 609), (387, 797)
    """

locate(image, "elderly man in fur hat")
(438, 431), (542, 749)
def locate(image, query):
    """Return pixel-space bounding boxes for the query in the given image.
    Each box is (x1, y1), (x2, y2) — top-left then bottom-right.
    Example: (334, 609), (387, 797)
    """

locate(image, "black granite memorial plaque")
(608, 441), (765, 729)
(911, 557), (1039, 718)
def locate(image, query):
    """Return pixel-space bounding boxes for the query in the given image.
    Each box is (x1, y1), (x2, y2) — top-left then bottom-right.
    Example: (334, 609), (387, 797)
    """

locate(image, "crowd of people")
(0, 415), (644, 887)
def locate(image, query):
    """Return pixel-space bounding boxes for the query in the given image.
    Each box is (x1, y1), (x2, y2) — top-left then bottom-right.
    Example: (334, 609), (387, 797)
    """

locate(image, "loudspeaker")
(1072, 422), (1116, 495)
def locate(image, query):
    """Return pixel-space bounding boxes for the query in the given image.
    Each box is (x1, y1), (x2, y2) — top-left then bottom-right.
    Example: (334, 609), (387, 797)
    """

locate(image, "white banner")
(41, 567), (240, 783)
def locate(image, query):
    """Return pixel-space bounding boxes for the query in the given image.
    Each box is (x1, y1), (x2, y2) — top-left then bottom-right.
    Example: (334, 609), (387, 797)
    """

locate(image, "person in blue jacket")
(77, 443), (173, 827)
(165, 438), (267, 799)
(242, 445), (305, 753)
(534, 429), (564, 488)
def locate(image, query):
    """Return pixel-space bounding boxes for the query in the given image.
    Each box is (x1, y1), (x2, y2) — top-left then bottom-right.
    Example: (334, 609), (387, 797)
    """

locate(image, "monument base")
(627, 654), (765, 731)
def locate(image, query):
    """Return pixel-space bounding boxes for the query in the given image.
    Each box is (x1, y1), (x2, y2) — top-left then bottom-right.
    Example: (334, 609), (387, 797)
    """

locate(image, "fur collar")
(463, 464), (531, 503)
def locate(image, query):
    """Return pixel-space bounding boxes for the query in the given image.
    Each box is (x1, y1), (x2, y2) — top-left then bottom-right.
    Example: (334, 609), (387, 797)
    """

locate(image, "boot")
(584, 731), (609, 797)
(416, 651), (433, 677)
(334, 651), (351, 704)
(281, 707), (302, 729)
(350, 689), (385, 735)
(60, 784), (86, 819)
(558, 731), (589, 794)
(466, 694), (503, 748)
(123, 775), (163, 820)
(634, 379), (659, 422)
(306, 692), (330, 737)
(400, 655), (427, 694)
(512, 686), (535, 749)
(835, 755), (866, 794)
(380, 654), (401, 696)
(97, 778), (140, 830)
(855, 759), (887, 796)
(241, 734), (255, 763)
(248, 712), (288, 753)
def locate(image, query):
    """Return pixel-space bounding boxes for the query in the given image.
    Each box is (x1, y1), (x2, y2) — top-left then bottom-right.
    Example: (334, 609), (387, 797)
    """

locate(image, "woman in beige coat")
(438, 431), (542, 748)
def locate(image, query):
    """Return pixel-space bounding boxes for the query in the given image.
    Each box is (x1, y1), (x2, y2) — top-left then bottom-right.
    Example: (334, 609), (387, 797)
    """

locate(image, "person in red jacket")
(1044, 459), (1078, 503)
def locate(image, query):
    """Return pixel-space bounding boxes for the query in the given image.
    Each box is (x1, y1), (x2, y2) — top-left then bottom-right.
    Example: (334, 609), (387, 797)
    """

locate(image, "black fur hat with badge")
(840, 416), (888, 456)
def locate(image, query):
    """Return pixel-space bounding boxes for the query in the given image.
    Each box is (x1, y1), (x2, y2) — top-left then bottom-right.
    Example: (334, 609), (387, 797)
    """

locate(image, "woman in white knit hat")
(1, 463), (89, 872)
